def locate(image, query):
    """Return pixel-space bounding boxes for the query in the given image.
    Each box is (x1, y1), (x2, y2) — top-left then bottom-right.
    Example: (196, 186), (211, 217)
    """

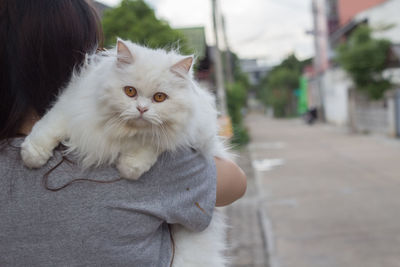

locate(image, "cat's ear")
(116, 39), (134, 66)
(171, 56), (193, 77)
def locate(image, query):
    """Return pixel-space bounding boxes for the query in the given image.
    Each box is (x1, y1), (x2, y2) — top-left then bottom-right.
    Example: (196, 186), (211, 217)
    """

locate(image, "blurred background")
(91, 0), (400, 266)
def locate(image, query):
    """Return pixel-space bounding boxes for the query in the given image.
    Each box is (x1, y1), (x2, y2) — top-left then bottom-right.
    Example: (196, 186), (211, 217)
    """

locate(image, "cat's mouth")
(126, 116), (152, 128)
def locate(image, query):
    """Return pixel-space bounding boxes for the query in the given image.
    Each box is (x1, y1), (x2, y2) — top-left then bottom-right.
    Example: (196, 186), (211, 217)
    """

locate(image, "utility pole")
(311, 0), (329, 121)
(221, 15), (234, 84)
(211, 0), (227, 116)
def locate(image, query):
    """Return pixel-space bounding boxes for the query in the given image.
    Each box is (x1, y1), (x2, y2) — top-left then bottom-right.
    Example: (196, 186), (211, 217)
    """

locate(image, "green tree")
(336, 25), (392, 99)
(231, 53), (250, 89)
(226, 82), (249, 146)
(265, 68), (298, 117)
(102, 0), (188, 52)
(224, 52), (250, 146)
(227, 82), (246, 125)
(258, 54), (306, 117)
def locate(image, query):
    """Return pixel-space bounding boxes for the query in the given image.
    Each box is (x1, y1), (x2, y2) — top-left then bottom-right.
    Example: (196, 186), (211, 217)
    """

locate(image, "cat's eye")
(153, 92), (168, 103)
(124, 86), (137, 97)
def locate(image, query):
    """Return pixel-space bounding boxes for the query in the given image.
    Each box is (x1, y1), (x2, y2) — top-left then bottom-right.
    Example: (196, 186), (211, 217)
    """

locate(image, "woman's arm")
(215, 157), (247, 207)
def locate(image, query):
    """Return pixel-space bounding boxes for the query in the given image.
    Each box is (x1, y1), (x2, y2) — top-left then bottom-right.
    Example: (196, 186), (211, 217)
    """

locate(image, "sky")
(98, 0), (314, 66)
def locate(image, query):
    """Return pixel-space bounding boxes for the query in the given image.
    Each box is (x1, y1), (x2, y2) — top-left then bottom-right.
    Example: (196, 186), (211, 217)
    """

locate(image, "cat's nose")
(137, 106), (149, 114)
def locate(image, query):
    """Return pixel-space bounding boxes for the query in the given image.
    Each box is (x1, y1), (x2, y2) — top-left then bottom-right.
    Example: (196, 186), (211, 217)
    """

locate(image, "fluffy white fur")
(172, 210), (228, 267)
(21, 39), (229, 179)
(21, 39), (228, 266)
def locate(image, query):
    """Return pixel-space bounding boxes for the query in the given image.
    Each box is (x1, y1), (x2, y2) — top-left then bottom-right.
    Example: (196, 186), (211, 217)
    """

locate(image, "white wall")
(355, 0), (400, 43)
(321, 67), (353, 126)
(349, 90), (390, 135)
(384, 67), (400, 85)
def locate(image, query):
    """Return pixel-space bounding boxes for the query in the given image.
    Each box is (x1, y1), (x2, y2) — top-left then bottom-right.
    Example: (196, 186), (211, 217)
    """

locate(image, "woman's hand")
(215, 157), (247, 206)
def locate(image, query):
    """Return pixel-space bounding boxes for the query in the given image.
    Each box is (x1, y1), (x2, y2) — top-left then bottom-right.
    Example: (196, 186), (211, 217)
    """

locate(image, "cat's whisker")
(143, 114), (163, 126)
(152, 125), (162, 153)
(119, 111), (136, 122)
(152, 129), (160, 154)
(159, 123), (173, 150)
(158, 125), (168, 152)
(150, 125), (159, 152)
(150, 125), (156, 150)
(105, 116), (125, 133)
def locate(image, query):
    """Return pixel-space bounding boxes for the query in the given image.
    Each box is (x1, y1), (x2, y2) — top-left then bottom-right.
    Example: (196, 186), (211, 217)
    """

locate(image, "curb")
(251, 150), (279, 267)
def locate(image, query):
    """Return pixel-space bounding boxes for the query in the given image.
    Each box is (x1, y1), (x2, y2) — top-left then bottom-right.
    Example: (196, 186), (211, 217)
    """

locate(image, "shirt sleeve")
(157, 148), (217, 232)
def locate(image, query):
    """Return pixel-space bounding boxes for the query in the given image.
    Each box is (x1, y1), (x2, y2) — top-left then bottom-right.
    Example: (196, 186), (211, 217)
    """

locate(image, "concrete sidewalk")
(240, 112), (400, 267)
(225, 147), (267, 267)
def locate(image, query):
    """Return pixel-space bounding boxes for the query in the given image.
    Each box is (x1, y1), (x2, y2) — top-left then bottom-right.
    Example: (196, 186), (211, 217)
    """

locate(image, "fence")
(348, 88), (399, 136)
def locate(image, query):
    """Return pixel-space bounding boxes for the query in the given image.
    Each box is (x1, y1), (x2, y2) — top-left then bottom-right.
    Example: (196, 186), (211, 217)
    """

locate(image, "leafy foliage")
(230, 122), (250, 146)
(258, 54), (307, 117)
(227, 82), (246, 125)
(226, 82), (249, 146)
(102, 0), (189, 52)
(225, 52), (250, 146)
(336, 25), (392, 99)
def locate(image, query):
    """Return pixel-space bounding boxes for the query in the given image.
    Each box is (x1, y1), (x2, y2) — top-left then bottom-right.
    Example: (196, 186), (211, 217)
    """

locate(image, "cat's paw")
(116, 157), (153, 180)
(21, 138), (53, 168)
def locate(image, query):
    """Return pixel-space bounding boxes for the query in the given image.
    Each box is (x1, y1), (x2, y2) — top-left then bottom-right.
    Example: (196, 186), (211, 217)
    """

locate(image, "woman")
(0, 0), (246, 266)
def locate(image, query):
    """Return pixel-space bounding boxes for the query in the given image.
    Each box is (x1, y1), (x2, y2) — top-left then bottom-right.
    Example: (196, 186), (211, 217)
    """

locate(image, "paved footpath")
(225, 146), (267, 267)
(226, 112), (400, 267)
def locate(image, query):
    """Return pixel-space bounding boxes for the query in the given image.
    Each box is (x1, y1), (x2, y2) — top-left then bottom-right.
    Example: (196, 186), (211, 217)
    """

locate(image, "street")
(226, 112), (400, 267)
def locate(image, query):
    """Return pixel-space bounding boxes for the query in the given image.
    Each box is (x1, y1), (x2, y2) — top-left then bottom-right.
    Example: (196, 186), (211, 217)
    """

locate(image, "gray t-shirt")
(0, 138), (216, 267)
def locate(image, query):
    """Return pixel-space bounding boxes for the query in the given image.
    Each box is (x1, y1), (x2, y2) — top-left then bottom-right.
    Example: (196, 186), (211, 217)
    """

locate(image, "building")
(239, 59), (271, 86)
(178, 27), (216, 90)
(310, 0), (400, 136)
(337, 0), (386, 26)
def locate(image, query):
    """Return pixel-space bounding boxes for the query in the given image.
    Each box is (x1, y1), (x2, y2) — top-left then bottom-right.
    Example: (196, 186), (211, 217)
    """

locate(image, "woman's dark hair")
(0, 0), (103, 140)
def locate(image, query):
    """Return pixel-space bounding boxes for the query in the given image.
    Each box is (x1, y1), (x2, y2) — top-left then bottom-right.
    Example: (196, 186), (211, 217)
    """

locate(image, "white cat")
(21, 39), (229, 266)
(21, 39), (229, 179)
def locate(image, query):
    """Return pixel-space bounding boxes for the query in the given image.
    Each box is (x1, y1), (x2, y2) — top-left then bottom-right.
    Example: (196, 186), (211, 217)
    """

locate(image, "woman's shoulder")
(0, 138), (214, 189)
(158, 147), (212, 169)
(0, 138), (119, 191)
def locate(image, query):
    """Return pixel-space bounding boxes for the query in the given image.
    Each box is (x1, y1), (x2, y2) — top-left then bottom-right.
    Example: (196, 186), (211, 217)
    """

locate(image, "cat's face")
(99, 41), (195, 137)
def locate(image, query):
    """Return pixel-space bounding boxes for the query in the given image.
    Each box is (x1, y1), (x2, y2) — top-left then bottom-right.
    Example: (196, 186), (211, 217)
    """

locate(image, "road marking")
(250, 153), (280, 267)
(249, 142), (286, 150)
(269, 198), (299, 207)
(252, 158), (286, 172)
